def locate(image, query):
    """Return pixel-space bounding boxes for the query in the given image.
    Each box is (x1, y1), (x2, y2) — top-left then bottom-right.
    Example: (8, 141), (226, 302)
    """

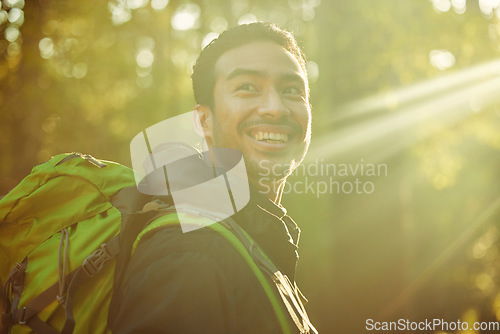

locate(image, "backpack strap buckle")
(82, 244), (113, 277)
(17, 307), (27, 325)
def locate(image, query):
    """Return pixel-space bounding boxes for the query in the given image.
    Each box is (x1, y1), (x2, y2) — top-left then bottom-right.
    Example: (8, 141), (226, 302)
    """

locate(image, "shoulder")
(109, 214), (285, 334)
(125, 215), (250, 281)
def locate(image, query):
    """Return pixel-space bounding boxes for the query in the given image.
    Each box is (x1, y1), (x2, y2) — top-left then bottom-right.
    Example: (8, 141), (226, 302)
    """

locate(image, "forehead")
(214, 41), (307, 82)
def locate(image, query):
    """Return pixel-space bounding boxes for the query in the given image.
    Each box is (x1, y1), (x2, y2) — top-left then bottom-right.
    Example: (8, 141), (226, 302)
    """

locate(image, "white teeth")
(252, 131), (289, 143)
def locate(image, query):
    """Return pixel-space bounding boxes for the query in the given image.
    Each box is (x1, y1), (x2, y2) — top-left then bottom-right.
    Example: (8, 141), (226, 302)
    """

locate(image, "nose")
(257, 88), (290, 119)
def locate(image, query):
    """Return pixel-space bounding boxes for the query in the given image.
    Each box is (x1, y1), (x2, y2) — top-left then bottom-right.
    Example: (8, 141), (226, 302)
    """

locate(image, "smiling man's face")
(199, 41), (311, 196)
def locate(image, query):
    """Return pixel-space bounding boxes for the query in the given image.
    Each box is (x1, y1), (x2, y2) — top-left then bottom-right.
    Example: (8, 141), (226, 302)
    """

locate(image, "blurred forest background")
(1, 0), (499, 332)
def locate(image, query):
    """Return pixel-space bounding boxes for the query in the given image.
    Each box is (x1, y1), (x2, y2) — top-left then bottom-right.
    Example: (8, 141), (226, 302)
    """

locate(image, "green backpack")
(0, 153), (135, 333)
(0, 153), (312, 334)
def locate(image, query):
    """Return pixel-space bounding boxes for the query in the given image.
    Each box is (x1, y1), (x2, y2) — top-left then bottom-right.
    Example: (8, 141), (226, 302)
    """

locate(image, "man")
(109, 22), (316, 333)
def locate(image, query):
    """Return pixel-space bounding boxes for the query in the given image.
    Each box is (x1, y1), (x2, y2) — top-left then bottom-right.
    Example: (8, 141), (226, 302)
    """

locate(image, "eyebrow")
(226, 68), (265, 81)
(225, 68), (305, 86)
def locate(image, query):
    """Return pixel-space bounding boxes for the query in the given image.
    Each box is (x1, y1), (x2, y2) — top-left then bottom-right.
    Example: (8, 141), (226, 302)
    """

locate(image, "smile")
(251, 131), (289, 143)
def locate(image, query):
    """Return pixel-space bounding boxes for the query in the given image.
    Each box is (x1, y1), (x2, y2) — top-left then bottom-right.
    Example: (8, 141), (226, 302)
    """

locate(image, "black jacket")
(107, 148), (312, 333)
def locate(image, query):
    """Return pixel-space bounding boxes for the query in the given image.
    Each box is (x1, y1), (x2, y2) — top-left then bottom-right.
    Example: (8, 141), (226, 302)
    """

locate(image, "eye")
(236, 83), (258, 92)
(282, 86), (304, 96)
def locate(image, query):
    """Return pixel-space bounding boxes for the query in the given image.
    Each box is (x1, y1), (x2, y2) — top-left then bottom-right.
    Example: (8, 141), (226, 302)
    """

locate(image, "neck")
(251, 176), (286, 206)
(273, 181), (285, 205)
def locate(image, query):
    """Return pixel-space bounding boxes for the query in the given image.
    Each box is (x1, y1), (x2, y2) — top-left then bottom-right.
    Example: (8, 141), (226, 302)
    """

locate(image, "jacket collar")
(233, 188), (301, 280)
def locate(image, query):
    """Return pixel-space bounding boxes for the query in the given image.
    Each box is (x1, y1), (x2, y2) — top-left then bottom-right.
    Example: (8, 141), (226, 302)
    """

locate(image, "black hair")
(191, 22), (307, 108)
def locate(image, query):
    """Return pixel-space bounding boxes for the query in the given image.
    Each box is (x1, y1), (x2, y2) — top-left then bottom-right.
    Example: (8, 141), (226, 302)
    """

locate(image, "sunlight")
(479, 0), (500, 16)
(306, 61), (319, 83)
(309, 59), (500, 163)
(201, 32), (219, 49)
(38, 37), (54, 59)
(429, 49), (455, 70)
(0, 11), (7, 26)
(7, 7), (23, 25)
(4, 26), (19, 42)
(3, 0), (24, 9)
(126, 0), (148, 10)
(451, 0), (466, 13)
(237, 14), (257, 25)
(326, 58), (500, 123)
(151, 0), (169, 11)
(171, 4), (200, 31)
(136, 49), (154, 68)
(210, 17), (228, 33)
(72, 62), (87, 79)
(431, 0), (451, 12)
(108, 1), (131, 26)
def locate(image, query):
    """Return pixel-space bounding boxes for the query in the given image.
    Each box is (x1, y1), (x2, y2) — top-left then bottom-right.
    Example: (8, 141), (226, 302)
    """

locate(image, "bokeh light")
(0, 11), (7, 25)
(136, 49), (154, 68)
(7, 7), (24, 26)
(126, 0), (148, 10)
(210, 16), (228, 33)
(151, 0), (169, 11)
(451, 0), (466, 13)
(109, 1), (132, 26)
(201, 32), (218, 49)
(429, 49), (456, 70)
(4, 26), (19, 42)
(38, 37), (54, 59)
(72, 62), (88, 79)
(171, 4), (200, 31)
(237, 13), (258, 25)
(431, 0), (452, 12)
(3, 0), (24, 9)
(479, 0), (500, 16)
(306, 60), (319, 83)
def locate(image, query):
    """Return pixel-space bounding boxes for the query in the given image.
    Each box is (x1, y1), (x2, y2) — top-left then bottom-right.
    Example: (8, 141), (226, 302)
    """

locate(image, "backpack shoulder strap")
(131, 211), (294, 334)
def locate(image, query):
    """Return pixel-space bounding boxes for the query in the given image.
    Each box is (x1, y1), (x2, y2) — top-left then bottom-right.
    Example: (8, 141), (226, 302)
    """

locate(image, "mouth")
(249, 130), (289, 144)
(243, 124), (299, 153)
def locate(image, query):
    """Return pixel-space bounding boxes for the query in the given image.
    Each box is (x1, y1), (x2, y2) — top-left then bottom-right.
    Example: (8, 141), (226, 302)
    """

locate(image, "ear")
(193, 104), (214, 146)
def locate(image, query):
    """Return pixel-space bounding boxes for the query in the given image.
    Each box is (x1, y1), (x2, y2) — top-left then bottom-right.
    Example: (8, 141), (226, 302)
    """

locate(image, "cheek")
(225, 96), (259, 112)
(293, 105), (311, 128)
(212, 104), (242, 140)
(216, 99), (253, 125)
